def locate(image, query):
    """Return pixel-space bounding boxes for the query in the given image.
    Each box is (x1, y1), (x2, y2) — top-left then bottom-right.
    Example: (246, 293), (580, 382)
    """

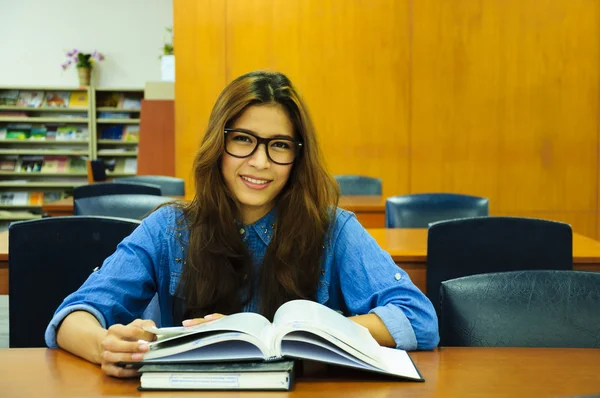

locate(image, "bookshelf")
(92, 87), (142, 176)
(0, 86), (143, 225)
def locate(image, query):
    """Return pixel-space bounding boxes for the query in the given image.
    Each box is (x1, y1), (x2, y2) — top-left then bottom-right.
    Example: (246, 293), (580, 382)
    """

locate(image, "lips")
(241, 175), (270, 184)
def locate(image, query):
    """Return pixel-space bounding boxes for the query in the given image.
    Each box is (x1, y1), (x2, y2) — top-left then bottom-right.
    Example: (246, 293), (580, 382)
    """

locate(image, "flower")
(61, 49), (104, 70)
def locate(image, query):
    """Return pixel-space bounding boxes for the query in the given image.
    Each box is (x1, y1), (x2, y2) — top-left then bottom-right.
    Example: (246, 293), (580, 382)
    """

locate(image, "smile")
(240, 175), (272, 189)
(241, 176), (269, 184)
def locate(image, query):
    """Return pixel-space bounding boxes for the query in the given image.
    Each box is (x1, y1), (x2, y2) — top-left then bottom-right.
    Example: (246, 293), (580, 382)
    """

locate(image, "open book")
(142, 300), (423, 381)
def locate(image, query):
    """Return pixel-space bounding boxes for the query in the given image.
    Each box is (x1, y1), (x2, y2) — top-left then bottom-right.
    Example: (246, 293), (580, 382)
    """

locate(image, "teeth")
(242, 176), (268, 184)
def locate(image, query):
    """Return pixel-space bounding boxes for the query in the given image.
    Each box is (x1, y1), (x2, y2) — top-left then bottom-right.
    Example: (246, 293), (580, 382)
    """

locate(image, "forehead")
(231, 105), (294, 138)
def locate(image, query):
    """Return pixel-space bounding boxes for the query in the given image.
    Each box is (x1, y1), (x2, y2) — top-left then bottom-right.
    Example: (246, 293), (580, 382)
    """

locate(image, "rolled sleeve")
(370, 303), (417, 350)
(45, 304), (107, 348)
(332, 211), (440, 350)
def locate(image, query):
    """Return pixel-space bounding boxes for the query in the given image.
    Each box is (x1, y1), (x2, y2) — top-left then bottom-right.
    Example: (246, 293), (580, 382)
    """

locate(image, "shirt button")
(395, 272), (402, 281)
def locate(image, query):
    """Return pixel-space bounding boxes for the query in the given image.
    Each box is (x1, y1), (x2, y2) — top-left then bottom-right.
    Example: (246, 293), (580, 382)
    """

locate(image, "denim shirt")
(45, 206), (439, 350)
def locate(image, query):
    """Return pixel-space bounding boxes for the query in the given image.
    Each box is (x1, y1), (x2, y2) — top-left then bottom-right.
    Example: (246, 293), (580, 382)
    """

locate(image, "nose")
(247, 143), (270, 170)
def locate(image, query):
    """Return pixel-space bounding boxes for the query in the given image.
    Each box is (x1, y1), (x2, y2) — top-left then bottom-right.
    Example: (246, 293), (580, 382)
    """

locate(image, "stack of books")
(134, 300), (423, 391)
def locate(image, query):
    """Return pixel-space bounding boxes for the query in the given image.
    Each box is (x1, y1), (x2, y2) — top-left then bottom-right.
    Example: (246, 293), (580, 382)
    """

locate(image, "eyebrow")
(231, 128), (295, 140)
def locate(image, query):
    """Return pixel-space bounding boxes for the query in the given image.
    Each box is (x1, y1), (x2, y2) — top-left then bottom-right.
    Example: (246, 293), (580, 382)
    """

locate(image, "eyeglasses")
(224, 128), (303, 165)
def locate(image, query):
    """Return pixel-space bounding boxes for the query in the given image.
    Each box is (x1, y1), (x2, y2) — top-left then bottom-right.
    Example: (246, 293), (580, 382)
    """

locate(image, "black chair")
(73, 182), (162, 200)
(427, 217), (573, 317)
(334, 175), (382, 196)
(440, 270), (600, 348)
(114, 175), (185, 196)
(8, 216), (141, 347)
(74, 194), (173, 220)
(385, 193), (489, 228)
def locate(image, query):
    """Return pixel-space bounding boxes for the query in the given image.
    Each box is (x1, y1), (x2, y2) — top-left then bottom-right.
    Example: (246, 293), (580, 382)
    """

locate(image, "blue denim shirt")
(45, 206), (439, 350)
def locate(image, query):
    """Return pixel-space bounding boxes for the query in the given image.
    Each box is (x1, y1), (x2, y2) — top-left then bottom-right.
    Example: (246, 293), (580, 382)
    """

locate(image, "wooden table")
(0, 347), (598, 397)
(367, 228), (600, 293)
(42, 195), (387, 227)
(1, 228), (600, 295)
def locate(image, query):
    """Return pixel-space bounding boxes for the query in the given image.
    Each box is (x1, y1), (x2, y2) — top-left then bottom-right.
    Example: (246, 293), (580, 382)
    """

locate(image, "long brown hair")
(177, 71), (339, 320)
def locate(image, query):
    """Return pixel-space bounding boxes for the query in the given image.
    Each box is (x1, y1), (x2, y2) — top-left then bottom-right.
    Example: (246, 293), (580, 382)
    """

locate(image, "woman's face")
(221, 104), (295, 224)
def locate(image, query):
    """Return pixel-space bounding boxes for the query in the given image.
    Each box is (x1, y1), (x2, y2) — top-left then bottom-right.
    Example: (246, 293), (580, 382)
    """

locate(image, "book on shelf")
(41, 156), (69, 173)
(122, 95), (142, 110)
(98, 112), (131, 119)
(138, 360), (295, 391)
(97, 92), (124, 108)
(68, 91), (88, 107)
(139, 300), (423, 383)
(99, 125), (139, 142)
(0, 156), (19, 171)
(0, 191), (45, 206)
(19, 155), (44, 172)
(123, 125), (139, 141)
(16, 91), (44, 108)
(0, 90), (19, 106)
(0, 192), (28, 205)
(43, 91), (70, 108)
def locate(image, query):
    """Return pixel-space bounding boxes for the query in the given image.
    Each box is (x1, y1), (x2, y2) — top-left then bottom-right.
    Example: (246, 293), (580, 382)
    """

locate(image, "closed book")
(138, 360), (294, 391)
(140, 300), (424, 382)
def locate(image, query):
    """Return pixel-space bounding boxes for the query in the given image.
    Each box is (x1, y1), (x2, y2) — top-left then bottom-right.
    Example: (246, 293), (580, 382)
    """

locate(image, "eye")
(232, 133), (253, 143)
(271, 140), (292, 150)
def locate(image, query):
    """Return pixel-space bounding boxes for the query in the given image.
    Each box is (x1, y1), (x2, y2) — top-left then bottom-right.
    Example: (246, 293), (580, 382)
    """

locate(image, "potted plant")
(160, 27), (175, 81)
(62, 49), (105, 86)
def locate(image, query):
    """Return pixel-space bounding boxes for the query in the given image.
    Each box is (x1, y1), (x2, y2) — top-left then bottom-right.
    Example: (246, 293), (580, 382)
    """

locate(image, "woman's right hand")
(99, 319), (157, 378)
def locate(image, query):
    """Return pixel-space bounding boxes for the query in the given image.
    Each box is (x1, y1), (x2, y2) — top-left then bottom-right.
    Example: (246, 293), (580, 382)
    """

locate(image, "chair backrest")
(8, 216), (141, 347)
(440, 270), (600, 348)
(334, 175), (382, 196)
(114, 175), (185, 196)
(74, 194), (173, 220)
(385, 193), (489, 228)
(73, 182), (162, 200)
(427, 217), (573, 317)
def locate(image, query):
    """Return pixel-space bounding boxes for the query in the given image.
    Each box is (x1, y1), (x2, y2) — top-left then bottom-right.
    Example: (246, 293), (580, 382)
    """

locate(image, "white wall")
(0, 0), (173, 88)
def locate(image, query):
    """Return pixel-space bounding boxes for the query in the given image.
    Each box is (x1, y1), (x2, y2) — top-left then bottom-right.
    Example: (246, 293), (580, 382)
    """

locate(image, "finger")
(182, 313), (225, 327)
(130, 318), (156, 329)
(101, 349), (146, 365)
(101, 362), (140, 379)
(107, 324), (156, 342)
(102, 336), (150, 354)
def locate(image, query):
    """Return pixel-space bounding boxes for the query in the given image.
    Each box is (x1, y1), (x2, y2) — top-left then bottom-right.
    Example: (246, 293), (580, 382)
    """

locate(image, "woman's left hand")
(181, 313), (225, 327)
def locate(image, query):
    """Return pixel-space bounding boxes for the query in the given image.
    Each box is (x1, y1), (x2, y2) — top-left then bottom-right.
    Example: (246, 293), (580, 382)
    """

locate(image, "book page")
(143, 332), (269, 362)
(272, 300), (381, 361)
(145, 312), (272, 344)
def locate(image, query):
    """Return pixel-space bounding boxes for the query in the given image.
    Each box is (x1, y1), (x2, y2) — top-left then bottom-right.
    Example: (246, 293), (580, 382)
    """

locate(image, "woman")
(45, 71), (439, 378)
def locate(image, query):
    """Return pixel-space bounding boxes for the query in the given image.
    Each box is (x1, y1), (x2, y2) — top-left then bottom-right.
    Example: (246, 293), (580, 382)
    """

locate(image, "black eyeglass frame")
(224, 128), (303, 165)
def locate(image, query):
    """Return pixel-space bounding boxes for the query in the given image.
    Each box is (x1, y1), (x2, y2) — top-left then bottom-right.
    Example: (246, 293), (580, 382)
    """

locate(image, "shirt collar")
(238, 207), (276, 246)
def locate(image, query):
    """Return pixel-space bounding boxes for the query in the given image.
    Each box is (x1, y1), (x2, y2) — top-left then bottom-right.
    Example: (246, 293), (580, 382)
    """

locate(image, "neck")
(240, 203), (274, 225)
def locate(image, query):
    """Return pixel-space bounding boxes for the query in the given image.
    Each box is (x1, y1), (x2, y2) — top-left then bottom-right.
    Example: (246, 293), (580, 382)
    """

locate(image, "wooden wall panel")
(174, 0), (600, 238)
(411, 0), (600, 237)
(176, 0), (412, 198)
(173, 0), (227, 192)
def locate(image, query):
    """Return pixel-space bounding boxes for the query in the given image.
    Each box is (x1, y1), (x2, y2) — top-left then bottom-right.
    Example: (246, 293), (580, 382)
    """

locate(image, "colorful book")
(97, 92), (124, 108)
(0, 90), (19, 106)
(16, 91), (44, 107)
(44, 91), (70, 108)
(69, 91), (89, 108)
